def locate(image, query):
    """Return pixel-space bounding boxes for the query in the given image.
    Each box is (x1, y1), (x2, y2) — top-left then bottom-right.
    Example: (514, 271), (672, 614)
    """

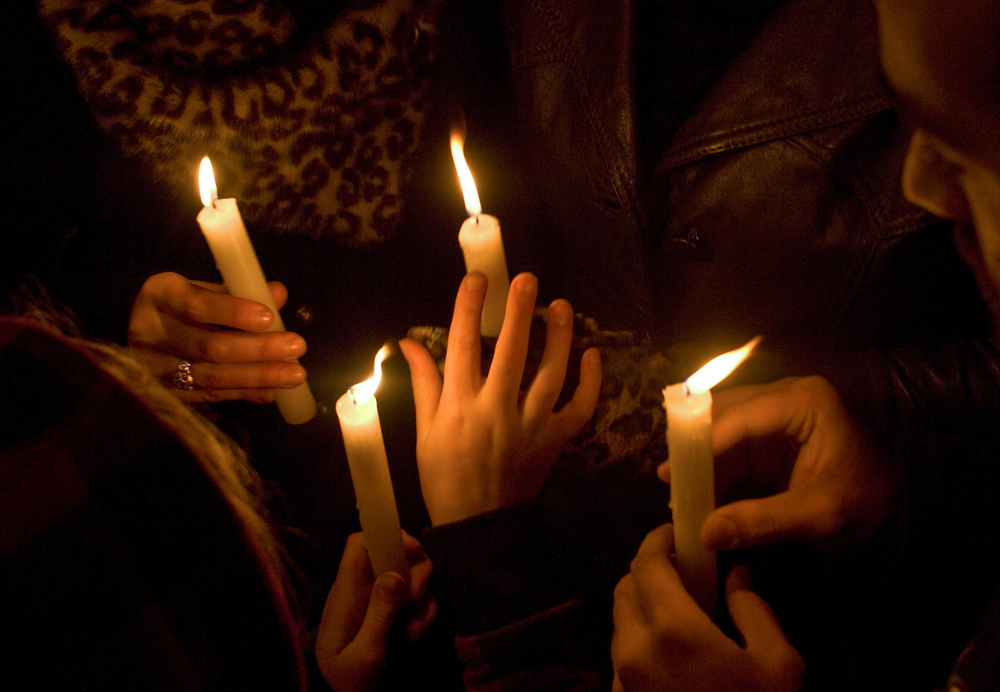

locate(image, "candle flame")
(450, 132), (482, 216)
(685, 336), (763, 395)
(349, 345), (393, 405)
(199, 156), (219, 208)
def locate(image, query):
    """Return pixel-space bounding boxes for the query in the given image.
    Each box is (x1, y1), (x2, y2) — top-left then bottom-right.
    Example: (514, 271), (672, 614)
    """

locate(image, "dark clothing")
(422, 0), (1000, 691)
(945, 593), (1000, 692)
(0, 318), (306, 691)
(8, 0), (1000, 690)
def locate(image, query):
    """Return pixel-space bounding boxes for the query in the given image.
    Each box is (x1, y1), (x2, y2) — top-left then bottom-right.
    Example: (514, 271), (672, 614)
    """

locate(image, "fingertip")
(405, 598), (439, 642)
(656, 459), (670, 483)
(547, 299), (572, 326)
(401, 530), (424, 551)
(638, 522), (675, 556)
(512, 271), (538, 297)
(252, 305), (274, 331)
(397, 338), (415, 363)
(281, 364), (307, 388)
(726, 564), (753, 594)
(282, 334), (307, 359)
(702, 513), (739, 551)
(464, 272), (487, 293)
(374, 571), (406, 604)
(268, 281), (289, 310)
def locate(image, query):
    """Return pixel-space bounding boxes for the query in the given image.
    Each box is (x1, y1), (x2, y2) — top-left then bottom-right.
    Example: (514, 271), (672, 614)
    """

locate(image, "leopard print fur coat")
(39, 0), (443, 246)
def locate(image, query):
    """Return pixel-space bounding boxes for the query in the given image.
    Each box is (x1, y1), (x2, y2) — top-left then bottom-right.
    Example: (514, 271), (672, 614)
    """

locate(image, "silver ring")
(172, 360), (195, 391)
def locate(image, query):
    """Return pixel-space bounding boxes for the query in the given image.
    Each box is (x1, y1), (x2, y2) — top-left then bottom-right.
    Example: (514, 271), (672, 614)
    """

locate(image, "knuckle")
(197, 388), (231, 404)
(196, 365), (223, 389)
(140, 271), (177, 295)
(202, 336), (233, 363)
(613, 577), (628, 600)
(755, 506), (780, 539)
(181, 293), (212, 324)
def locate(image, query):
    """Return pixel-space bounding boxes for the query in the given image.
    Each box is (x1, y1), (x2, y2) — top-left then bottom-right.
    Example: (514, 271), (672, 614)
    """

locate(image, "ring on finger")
(172, 359), (195, 391)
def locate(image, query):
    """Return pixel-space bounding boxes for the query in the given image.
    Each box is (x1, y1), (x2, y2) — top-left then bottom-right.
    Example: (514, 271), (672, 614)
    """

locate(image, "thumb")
(726, 566), (805, 690)
(702, 488), (834, 550)
(351, 571), (407, 656)
(725, 565), (783, 646)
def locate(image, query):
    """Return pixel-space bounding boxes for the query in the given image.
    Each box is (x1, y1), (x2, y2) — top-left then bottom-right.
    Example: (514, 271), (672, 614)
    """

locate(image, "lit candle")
(335, 346), (409, 581)
(196, 157), (317, 425)
(663, 336), (761, 616)
(451, 133), (510, 338)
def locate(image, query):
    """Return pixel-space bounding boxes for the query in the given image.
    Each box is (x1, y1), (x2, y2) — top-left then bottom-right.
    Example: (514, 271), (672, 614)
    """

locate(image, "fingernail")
(283, 335), (306, 358)
(656, 460), (670, 483)
(549, 300), (570, 326)
(255, 307), (274, 329)
(282, 367), (306, 387)
(465, 273), (487, 292)
(397, 339), (412, 362)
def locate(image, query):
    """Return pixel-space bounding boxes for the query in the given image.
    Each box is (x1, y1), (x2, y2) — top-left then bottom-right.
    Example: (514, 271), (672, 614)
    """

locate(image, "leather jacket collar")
(506, 0), (892, 218)
(663, 0), (891, 170)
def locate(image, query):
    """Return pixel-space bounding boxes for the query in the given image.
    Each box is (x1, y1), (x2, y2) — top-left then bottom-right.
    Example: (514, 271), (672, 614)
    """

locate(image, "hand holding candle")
(702, 375), (898, 553)
(336, 346), (409, 582)
(196, 157), (316, 424)
(451, 133), (510, 338)
(663, 336), (761, 616)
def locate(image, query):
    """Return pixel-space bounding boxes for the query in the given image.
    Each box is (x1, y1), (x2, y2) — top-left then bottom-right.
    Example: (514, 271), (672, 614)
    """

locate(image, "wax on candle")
(664, 382), (717, 616)
(451, 134), (510, 338)
(196, 157), (316, 424)
(335, 346), (410, 582)
(663, 336), (761, 617)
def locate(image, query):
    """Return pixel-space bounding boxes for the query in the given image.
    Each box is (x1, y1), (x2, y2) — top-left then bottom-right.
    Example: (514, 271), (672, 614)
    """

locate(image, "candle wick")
(682, 382), (691, 396)
(474, 215), (480, 226)
(349, 387), (358, 406)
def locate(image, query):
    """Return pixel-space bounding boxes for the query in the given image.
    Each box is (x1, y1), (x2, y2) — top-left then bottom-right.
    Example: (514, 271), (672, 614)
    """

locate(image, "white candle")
(663, 336), (761, 616)
(664, 382), (717, 616)
(196, 157), (316, 425)
(451, 134), (510, 338)
(335, 346), (409, 581)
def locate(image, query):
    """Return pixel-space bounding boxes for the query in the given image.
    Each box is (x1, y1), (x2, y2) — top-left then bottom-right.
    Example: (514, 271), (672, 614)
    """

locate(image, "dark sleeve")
(422, 460), (668, 691)
(822, 340), (1000, 685)
(823, 340), (1000, 539)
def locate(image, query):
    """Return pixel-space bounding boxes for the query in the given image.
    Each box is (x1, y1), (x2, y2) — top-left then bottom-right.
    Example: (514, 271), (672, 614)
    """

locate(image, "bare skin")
(315, 531), (437, 692)
(127, 272), (307, 403)
(400, 271), (602, 526)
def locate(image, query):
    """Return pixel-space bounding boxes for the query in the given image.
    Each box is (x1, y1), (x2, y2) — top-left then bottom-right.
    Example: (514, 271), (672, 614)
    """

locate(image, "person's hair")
(2, 275), (300, 621)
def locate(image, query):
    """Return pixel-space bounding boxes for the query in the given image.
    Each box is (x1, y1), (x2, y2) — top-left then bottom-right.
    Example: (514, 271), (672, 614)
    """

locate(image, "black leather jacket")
(504, 0), (984, 349)
(441, 0), (1000, 688)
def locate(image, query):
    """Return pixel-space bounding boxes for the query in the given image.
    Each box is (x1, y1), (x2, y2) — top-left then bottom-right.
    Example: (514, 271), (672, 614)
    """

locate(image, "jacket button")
(293, 304), (315, 329)
(672, 227), (711, 259)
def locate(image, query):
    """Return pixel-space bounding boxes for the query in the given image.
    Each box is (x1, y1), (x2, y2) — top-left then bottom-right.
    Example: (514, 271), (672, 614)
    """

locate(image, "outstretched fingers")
(485, 273), (538, 405)
(441, 273), (488, 402)
(547, 346), (602, 447)
(148, 273), (278, 332)
(702, 487), (838, 551)
(726, 565), (805, 690)
(522, 299), (574, 425)
(399, 338), (443, 439)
